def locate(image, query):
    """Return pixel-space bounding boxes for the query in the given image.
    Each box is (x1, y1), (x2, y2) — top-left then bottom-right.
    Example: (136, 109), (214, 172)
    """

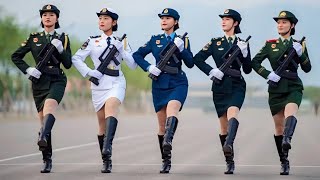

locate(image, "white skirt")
(91, 86), (126, 112)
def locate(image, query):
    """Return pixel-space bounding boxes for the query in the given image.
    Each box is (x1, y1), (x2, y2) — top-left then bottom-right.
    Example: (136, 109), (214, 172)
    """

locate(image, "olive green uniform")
(11, 31), (72, 112)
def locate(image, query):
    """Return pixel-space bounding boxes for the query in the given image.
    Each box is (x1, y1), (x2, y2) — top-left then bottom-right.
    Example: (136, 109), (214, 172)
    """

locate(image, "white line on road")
(0, 133), (151, 163)
(0, 163), (320, 168)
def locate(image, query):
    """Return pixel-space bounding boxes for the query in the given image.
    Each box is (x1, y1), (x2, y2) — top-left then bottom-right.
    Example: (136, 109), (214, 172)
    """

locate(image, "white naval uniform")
(72, 33), (137, 112)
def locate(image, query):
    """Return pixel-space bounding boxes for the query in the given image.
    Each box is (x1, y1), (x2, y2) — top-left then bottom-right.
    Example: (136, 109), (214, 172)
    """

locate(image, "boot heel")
(223, 145), (233, 157)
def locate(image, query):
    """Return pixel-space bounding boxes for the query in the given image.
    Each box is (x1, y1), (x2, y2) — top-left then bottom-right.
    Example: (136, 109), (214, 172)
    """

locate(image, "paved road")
(0, 108), (319, 180)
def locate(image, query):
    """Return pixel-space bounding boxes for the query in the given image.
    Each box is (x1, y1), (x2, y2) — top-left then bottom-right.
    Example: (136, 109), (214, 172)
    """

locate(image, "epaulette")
(30, 32), (40, 36)
(80, 38), (90, 50)
(90, 35), (101, 39)
(266, 39), (278, 43)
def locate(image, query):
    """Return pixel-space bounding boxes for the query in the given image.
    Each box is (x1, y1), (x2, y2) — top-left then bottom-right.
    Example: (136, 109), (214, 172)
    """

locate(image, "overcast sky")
(1, 0), (319, 85)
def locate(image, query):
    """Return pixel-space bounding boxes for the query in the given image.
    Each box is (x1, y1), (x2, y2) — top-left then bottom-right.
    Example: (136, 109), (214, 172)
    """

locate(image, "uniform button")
(167, 62), (170, 64)
(230, 65), (232, 68)
(181, 72), (183, 75)
(164, 72), (167, 74)
(228, 76), (231, 78)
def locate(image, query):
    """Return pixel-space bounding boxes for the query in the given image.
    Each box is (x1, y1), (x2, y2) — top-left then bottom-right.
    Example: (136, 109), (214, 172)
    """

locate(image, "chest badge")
(216, 41), (221, 46)
(273, 49), (279, 51)
(156, 40), (160, 45)
(271, 44), (276, 48)
(36, 44), (42, 46)
(33, 38), (38, 43)
(218, 48), (224, 51)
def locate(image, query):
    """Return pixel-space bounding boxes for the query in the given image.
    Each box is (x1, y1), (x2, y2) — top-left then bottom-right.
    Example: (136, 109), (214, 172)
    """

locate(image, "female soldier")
(251, 11), (311, 175)
(133, 8), (194, 174)
(193, 9), (251, 174)
(72, 7), (137, 173)
(11, 4), (71, 173)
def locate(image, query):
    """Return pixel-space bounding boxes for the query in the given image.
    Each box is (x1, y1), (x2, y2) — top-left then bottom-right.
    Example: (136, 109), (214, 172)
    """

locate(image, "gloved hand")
(51, 39), (64, 54)
(293, 42), (302, 57)
(148, 65), (161, 76)
(267, 71), (281, 83)
(26, 67), (42, 79)
(113, 39), (124, 53)
(88, 69), (103, 80)
(174, 37), (184, 52)
(237, 41), (248, 58)
(209, 68), (224, 80)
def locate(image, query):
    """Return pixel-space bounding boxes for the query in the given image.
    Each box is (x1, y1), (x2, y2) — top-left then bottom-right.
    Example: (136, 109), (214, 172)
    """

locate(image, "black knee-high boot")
(274, 135), (290, 175)
(38, 114), (55, 151)
(219, 134), (235, 174)
(282, 116), (297, 152)
(158, 134), (171, 173)
(101, 116), (118, 173)
(40, 133), (52, 173)
(223, 118), (239, 157)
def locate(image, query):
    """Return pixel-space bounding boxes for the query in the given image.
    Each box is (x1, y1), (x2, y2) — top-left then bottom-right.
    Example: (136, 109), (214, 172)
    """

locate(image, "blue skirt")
(152, 85), (188, 112)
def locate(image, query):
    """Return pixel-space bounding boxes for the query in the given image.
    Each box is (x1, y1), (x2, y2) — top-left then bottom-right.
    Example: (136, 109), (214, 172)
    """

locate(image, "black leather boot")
(158, 135), (171, 173)
(220, 134), (235, 174)
(223, 118), (239, 157)
(40, 133), (52, 173)
(282, 116), (297, 152)
(274, 135), (290, 175)
(162, 116), (178, 156)
(101, 117), (118, 173)
(38, 114), (55, 151)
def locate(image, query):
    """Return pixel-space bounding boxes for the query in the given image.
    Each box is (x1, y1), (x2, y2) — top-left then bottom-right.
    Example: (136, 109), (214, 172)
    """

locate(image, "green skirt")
(268, 90), (303, 115)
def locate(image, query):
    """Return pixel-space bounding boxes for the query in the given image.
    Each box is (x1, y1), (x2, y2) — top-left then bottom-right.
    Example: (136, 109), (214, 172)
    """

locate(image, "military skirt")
(268, 90), (303, 115)
(212, 77), (246, 118)
(32, 74), (67, 112)
(152, 84), (188, 112)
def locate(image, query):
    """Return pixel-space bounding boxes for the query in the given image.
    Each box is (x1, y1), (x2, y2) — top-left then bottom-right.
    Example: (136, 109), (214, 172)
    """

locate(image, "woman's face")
(160, 16), (176, 31)
(277, 19), (294, 35)
(221, 17), (237, 33)
(41, 12), (58, 28)
(99, 15), (116, 32)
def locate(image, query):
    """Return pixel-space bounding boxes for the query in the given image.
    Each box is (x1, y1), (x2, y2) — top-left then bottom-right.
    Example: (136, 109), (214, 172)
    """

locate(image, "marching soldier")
(72, 7), (137, 173)
(133, 8), (194, 173)
(251, 11), (311, 175)
(193, 9), (251, 174)
(11, 4), (72, 173)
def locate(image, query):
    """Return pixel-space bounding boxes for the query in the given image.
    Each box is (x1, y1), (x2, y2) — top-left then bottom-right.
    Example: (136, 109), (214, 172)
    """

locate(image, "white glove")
(237, 41), (248, 58)
(209, 68), (224, 80)
(113, 40), (124, 53)
(51, 39), (64, 54)
(88, 69), (103, 80)
(293, 42), (302, 57)
(148, 65), (161, 76)
(174, 37), (184, 52)
(267, 71), (281, 83)
(26, 67), (42, 79)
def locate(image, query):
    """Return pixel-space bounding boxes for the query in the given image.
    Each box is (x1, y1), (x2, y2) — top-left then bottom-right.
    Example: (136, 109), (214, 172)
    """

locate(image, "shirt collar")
(101, 33), (114, 40)
(280, 36), (292, 42)
(225, 35), (236, 42)
(44, 30), (55, 36)
(164, 32), (176, 40)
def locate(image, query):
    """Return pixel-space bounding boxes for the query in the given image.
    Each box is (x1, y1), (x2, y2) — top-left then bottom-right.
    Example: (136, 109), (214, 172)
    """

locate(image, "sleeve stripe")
(64, 35), (68, 50)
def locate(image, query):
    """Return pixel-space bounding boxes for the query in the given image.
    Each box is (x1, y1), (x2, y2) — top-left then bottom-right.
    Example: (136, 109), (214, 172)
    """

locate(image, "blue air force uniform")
(133, 32), (194, 112)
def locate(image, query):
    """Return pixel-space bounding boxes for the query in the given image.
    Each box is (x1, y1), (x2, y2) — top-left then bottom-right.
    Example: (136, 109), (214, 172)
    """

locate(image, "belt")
(281, 70), (298, 80)
(43, 66), (61, 75)
(102, 68), (119, 77)
(224, 69), (241, 77)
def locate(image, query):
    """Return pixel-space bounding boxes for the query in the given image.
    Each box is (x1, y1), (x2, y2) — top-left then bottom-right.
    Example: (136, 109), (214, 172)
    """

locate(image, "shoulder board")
(90, 35), (101, 39)
(30, 32), (40, 36)
(266, 39), (278, 43)
(212, 37), (223, 41)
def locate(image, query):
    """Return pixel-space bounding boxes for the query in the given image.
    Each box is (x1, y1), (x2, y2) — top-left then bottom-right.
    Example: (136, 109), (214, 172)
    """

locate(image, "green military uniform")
(11, 5), (72, 112)
(251, 11), (311, 115)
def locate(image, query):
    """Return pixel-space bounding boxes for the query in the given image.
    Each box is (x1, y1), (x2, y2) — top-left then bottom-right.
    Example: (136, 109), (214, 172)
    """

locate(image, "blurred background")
(0, 0), (319, 119)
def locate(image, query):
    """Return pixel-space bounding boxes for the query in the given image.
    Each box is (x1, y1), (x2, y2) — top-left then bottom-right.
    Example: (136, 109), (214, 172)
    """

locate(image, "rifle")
(267, 36), (305, 87)
(148, 32), (188, 80)
(89, 34), (126, 86)
(29, 33), (64, 83)
(211, 35), (251, 84)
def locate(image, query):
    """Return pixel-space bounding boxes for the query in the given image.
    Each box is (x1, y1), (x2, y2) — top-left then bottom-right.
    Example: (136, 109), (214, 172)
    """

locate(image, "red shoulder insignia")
(266, 39), (278, 43)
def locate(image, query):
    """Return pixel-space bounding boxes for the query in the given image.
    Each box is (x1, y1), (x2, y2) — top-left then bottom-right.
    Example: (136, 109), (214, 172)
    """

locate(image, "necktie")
(228, 37), (233, 47)
(283, 39), (288, 46)
(167, 36), (172, 42)
(47, 34), (52, 42)
(107, 37), (111, 47)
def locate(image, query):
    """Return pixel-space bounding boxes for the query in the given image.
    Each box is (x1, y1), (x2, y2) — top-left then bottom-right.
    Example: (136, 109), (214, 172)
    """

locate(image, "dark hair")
(112, 24), (118, 31)
(174, 23), (179, 31)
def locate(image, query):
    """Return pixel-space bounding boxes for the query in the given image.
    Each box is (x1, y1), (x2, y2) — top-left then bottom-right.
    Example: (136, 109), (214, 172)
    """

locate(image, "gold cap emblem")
(46, 5), (51, 10)
(279, 11), (286, 17)
(164, 8), (169, 13)
(224, 9), (229, 14)
(102, 8), (107, 13)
